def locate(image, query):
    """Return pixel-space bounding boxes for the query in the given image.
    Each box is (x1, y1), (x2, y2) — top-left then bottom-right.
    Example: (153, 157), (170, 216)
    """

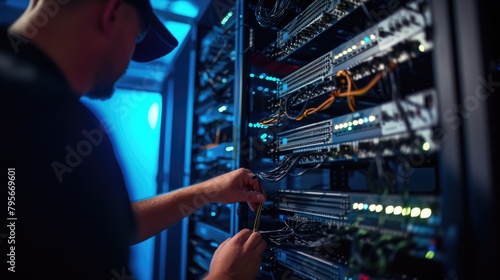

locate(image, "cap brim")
(132, 13), (178, 62)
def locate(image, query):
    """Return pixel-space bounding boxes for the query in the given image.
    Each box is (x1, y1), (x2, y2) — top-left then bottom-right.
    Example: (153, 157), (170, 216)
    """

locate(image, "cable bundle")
(254, 0), (300, 29)
(255, 153), (307, 182)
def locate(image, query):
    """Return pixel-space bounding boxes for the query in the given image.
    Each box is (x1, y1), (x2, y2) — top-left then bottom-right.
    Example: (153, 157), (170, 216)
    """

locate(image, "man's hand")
(203, 168), (266, 211)
(205, 229), (267, 280)
(131, 168), (267, 243)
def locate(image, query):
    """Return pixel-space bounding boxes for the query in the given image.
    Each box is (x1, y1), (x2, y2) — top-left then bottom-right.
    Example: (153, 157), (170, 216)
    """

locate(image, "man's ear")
(99, 0), (123, 36)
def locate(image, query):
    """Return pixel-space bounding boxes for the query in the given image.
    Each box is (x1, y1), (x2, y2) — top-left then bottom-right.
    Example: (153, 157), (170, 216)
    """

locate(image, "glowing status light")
(352, 45), (357, 50)
(364, 36), (370, 43)
(394, 206), (403, 215)
(423, 142), (431, 151)
(259, 73), (266, 79)
(370, 34), (376, 40)
(347, 48), (352, 52)
(358, 118), (364, 125)
(221, 11), (233, 25)
(411, 207), (421, 217)
(210, 211), (216, 217)
(353, 203), (359, 210)
(363, 117), (369, 123)
(249, 73), (255, 78)
(222, 78), (227, 83)
(369, 115), (376, 122)
(419, 44), (426, 52)
(363, 204), (368, 210)
(225, 146), (234, 152)
(348, 122), (352, 126)
(248, 123), (269, 129)
(360, 40), (366, 45)
(420, 208), (432, 219)
(369, 204), (376, 212)
(334, 125), (339, 130)
(260, 133), (268, 140)
(425, 251), (435, 259)
(385, 205), (394, 214)
(353, 120), (359, 126)
(343, 50), (348, 55)
(402, 207), (411, 216)
(148, 102), (160, 130)
(375, 204), (383, 212)
(218, 105), (227, 113)
(348, 127), (352, 131)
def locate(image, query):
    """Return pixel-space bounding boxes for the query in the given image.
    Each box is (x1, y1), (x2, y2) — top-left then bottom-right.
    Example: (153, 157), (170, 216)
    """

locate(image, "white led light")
(385, 205), (394, 214)
(420, 208), (432, 219)
(394, 206), (403, 215)
(423, 142), (431, 151)
(375, 205), (383, 212)
(369, 204), (376, 212)
(411, 207), (421, 217)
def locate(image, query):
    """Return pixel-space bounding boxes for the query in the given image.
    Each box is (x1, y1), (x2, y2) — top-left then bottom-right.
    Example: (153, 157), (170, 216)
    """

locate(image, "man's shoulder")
(1, 27), (77, 103)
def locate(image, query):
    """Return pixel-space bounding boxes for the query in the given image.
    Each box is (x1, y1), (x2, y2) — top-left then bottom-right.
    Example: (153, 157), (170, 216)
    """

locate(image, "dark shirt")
(1, 27), (136, 279)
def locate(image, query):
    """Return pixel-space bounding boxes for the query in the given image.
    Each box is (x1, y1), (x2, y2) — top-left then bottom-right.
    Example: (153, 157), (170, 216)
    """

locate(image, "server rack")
(185, 0), (499, 279)
(186, 3), (240, 279)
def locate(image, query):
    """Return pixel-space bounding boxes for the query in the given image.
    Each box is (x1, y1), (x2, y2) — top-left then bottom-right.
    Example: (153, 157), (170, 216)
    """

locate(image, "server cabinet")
(185, 0), (499, 279)
(185, 2), (240, 279)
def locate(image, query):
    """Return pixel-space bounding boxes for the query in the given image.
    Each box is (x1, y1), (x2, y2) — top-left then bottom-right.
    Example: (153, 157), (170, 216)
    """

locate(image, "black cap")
(124, 0), (179, 62)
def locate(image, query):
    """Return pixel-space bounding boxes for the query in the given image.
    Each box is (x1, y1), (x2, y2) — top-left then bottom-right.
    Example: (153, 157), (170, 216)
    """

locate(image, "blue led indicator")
(364, 36), (370, 43)
(283, 138), (288, 144)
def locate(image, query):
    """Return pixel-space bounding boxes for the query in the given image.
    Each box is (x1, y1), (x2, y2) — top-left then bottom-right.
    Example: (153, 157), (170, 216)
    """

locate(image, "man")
(2, 0), (267, 279)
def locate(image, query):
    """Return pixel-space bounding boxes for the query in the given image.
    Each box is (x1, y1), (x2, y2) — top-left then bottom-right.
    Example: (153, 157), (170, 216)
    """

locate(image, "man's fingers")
(217, 237), (231, 250)
(241, 190), (265, 204)
(231, 228), (253, 244)
(246, 231), (266, 253)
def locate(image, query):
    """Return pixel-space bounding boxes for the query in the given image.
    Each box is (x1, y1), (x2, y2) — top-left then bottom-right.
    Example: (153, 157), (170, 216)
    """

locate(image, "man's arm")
(131, 168), (266, 243)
